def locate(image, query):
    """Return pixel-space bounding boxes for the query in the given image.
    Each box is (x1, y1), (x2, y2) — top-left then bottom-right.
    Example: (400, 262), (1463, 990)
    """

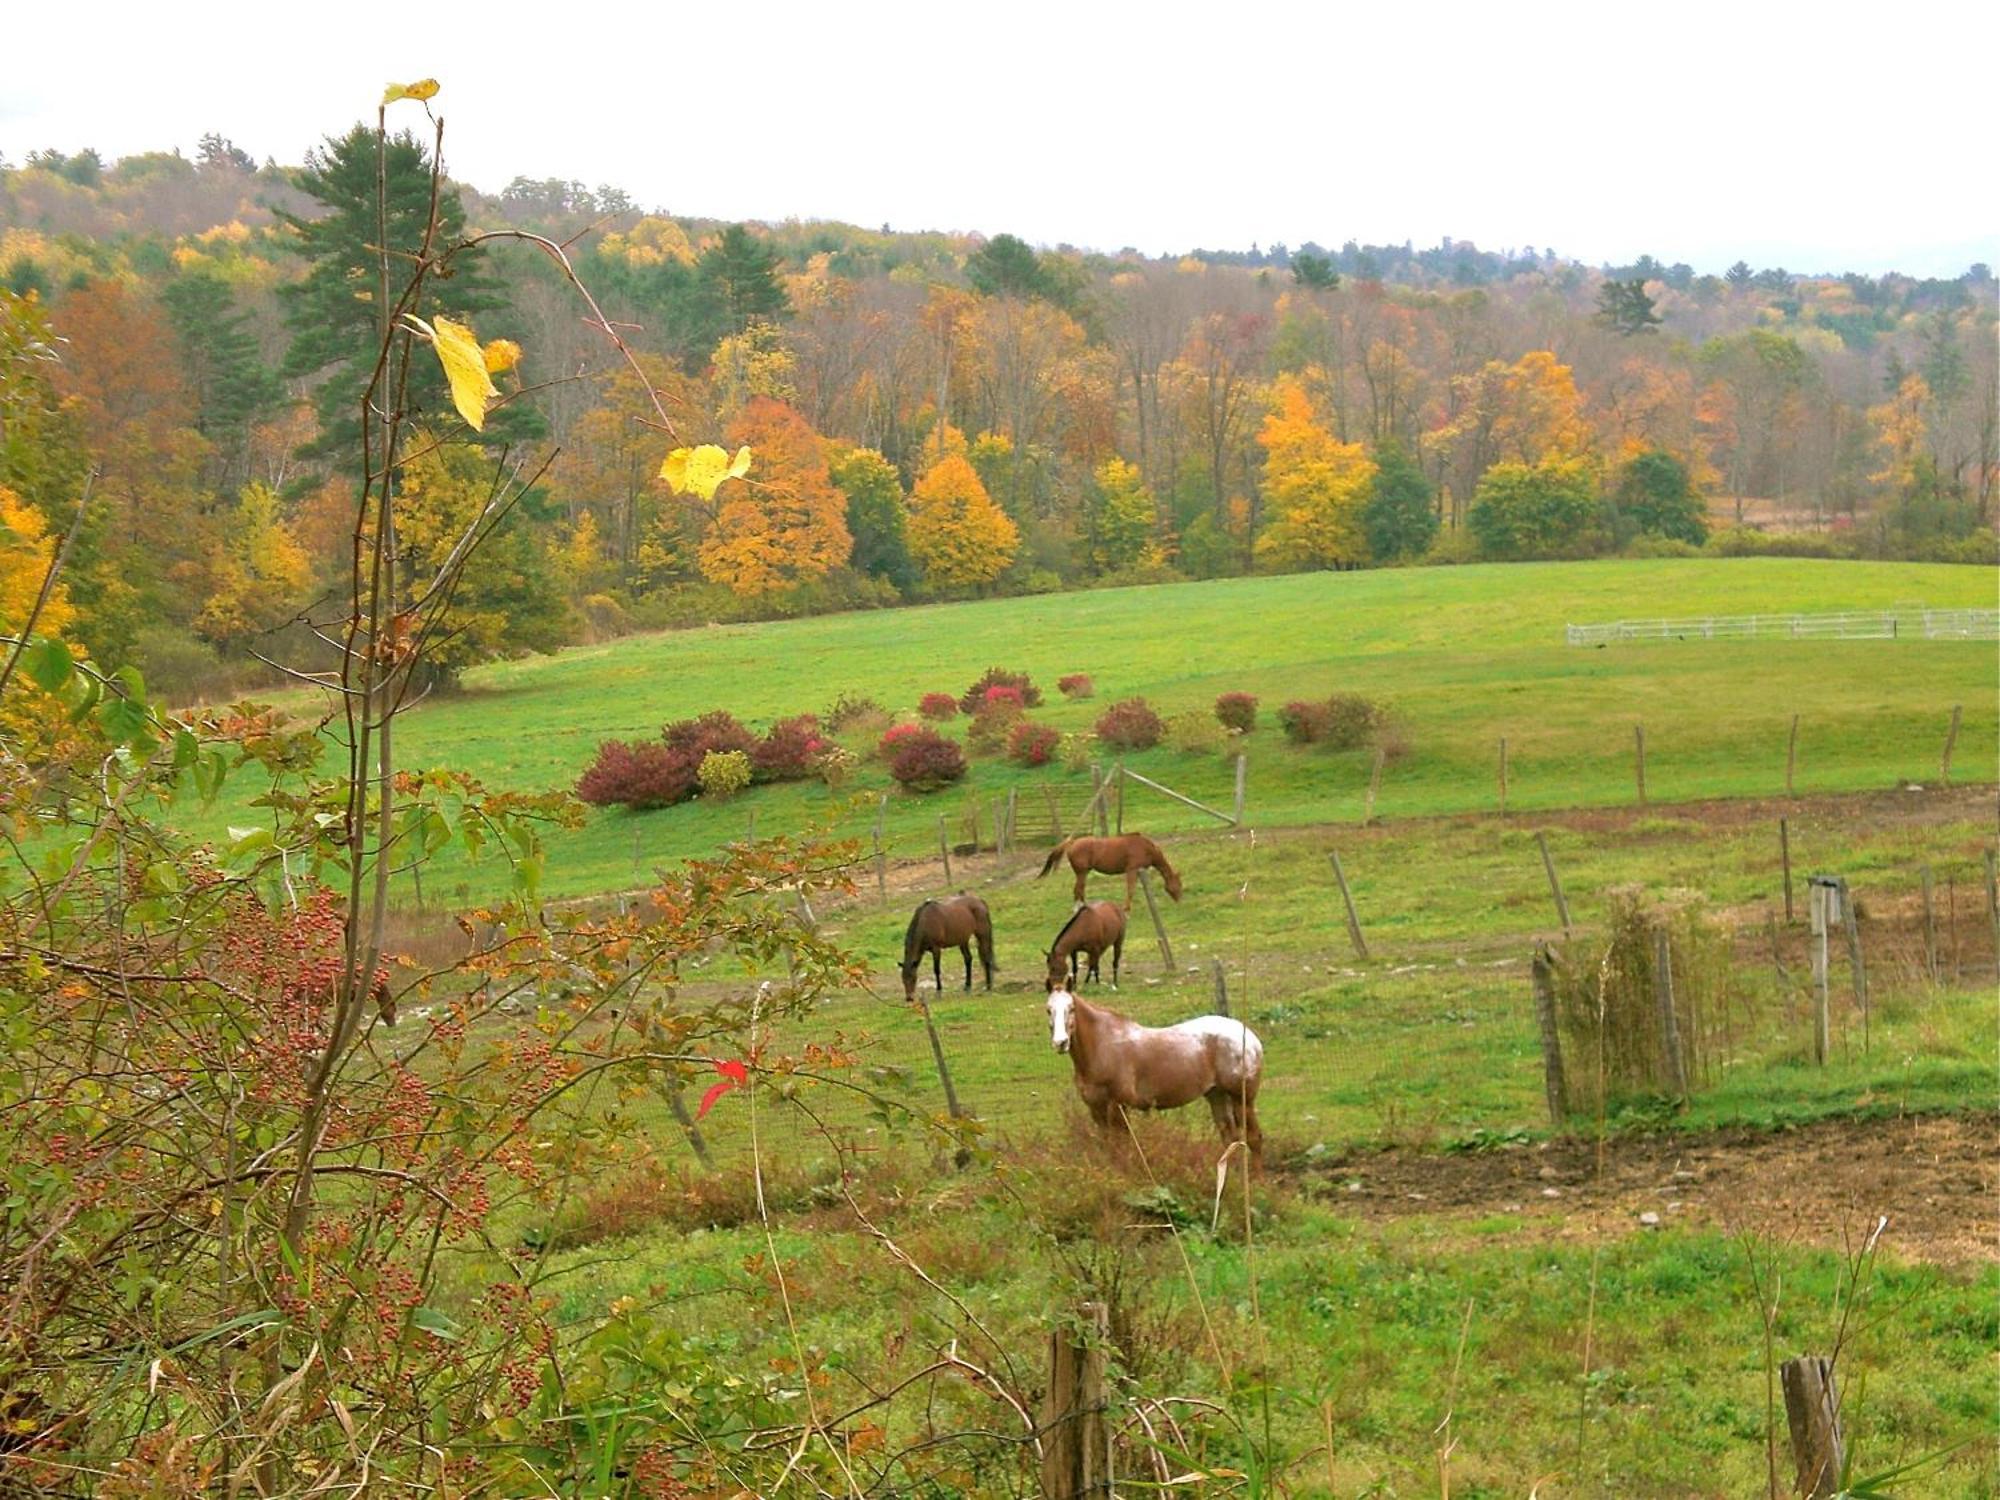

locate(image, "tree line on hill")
(1, 129), (1994, 699)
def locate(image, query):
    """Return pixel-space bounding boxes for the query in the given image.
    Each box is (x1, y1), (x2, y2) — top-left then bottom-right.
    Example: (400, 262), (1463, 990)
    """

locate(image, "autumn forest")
(2, 130), (1994, 698)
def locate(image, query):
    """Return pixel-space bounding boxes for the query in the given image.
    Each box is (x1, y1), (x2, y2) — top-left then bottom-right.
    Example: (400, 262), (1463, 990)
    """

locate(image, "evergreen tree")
(1291, 252), (1340, 290)
(277, 125), (539, 460)
(696, 225), (789, 338)
(160, 272), (281, 481)
(1361, 439), (1438, 560)
(1613, 449), (1707, 543)
(1594, 278), (1662, 336)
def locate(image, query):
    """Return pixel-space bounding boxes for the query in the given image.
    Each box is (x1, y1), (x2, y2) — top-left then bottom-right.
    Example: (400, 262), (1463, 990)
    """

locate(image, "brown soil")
(1307, 1111), (1998, 1265)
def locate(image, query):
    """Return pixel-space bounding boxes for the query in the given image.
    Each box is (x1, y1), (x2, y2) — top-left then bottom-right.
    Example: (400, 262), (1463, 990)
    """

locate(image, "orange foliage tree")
(907, 451), (1018, 589)
(1254, 376), (1375, 569)
(696, 397), (852, 596)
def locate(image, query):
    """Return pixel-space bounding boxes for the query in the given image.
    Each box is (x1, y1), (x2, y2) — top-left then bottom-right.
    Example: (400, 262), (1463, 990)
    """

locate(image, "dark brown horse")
(1044, 900), (1125, 990)
(1045, 988), (1264, 1159)
(900, 895), (995, 1001)
(1038, 833), (1182, 909)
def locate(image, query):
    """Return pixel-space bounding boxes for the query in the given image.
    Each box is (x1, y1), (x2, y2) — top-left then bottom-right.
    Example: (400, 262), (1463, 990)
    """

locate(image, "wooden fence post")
(1137, 869), (1175, 970)
(1652, 926), (1686, 1099)
(1940, 703), (1962, 786)
(1921, 864), (1938, 981)
(874, 795), (888, 902)
(916, 995), (968, 1126)
(1985, 849), (1999, 972)
(1497, 736), (1509, 814)
(938, 815), (952, 885)
(1232, 753), (1247, 827)
(1537, 831), (1573, 939)
(656, 1080), (713, 1167)
(1363, 745), (1385, 826)
(1780, 817), (1794, 923)
(1002, 787), (1017, 857)
(1114, 763), (1125, 834)
(1785, 713), (1800, 797)
(1634, 723), (1647, 806)
(1781, 1355), (1845, 1499)
(1807, 879), (1833, 1066)
(1838, 878), (1868, 1051)
(1040, 1301), (1111, 1500)
(1531, 946), (1566, 1123)
(1327, 850), (1369, 960)
(1211, 959), (1230, 1016)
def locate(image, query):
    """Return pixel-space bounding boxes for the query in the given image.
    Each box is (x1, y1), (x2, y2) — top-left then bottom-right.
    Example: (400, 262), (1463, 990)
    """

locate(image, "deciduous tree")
(907, 451), (1017, 589)
(1255, 376), (1374, 569)
(697, 398), (851, 596)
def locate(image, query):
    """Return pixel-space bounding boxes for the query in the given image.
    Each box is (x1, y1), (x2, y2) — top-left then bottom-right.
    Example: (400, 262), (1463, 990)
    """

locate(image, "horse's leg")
(1243, 1093), (1264, 1164)
(979, 930), (994, 990)
(1072, 860), (1087, 905)
(1124, 867), (1136, 911)
(960, 941), (973, 991)
(1207, 1091), (1239, 1145)
(1111, 935), (1123, 989)
(931, 947), (942, 995)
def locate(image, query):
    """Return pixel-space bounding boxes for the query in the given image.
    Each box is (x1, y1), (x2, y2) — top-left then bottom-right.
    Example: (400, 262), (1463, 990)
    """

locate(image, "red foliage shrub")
(887, 727), (968, 791)
(1007, 719), (1062, 767)
(959, 667), (1041, 713)
(1278, 700), (1331, 744)
(576, 739), (697, 809)
(662, 710), (757, 762)
(1214, 692), (1258, 732)
(981, 685), (1025, 712)
(877, 722), (929, 760)
(1057, 673), (1094, 700)
(752, 715), (826, 782)
(918, 692), (959, 721)
(1095, 698), (1164, 751)
(966, 700), (1025, 754)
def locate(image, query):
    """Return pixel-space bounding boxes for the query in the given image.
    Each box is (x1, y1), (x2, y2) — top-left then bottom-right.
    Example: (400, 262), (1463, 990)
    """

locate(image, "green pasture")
(214, 558), (1998, 904)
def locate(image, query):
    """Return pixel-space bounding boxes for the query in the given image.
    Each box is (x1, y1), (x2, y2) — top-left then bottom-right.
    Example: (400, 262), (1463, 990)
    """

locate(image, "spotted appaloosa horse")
(1044, 988), (1263, 1159)
(1044, 901), (1126, 990)
(1037, 833), (1182, 909)
(898, 895), (995, 1000)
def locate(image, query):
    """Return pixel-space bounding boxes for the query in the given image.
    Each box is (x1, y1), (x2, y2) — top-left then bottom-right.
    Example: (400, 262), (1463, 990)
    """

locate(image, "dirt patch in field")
(1304, 1111), (1997, 1265)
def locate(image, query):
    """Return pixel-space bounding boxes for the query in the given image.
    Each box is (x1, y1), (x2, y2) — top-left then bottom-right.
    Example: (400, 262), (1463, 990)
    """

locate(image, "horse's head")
(1044, 947), (1069, 991)
(1163, 867), (1183, 902)
(1046, 988), (1076, 1053)
(898, 958), (920, 1002)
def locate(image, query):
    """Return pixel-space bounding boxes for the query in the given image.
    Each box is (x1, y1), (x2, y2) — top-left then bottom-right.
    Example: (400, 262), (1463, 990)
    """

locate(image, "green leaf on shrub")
(411, 1306), (462, 1341)
(21, 638), (72, 693)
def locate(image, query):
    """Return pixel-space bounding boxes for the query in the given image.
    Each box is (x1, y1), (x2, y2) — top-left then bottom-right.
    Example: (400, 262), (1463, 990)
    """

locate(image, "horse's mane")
(1051, 903), (1091, 949)
(902, 900), (935, 963)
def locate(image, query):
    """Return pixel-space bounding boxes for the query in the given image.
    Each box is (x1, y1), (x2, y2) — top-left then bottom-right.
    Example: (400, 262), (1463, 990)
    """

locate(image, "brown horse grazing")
(1044, 900), (1126, 991)
(900, 895), (996, 1001)
(1038, 833), (1182, 909)
(1045, 988), (1264, 1158)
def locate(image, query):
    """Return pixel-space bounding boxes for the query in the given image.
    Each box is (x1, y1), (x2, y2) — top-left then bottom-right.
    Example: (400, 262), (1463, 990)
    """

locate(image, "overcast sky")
(7, 0), (1993, 277)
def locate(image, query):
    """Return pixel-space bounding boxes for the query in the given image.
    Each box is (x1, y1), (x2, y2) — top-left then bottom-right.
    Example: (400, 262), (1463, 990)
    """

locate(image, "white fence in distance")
(1565, 607), (1998, 646)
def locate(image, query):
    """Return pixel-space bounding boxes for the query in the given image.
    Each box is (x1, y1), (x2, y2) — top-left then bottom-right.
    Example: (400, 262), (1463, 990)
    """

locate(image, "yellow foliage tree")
(1254, 376), (1376, 569)
(907, 453), (1018, 590)
(0, 485), (75, 639)
(711, 320), (798, 418)
(194, 482), (313, 645)
(1867, 373), (1931, 492)
(1495, 350), (1590, 463)
(696, 398), (851, 597)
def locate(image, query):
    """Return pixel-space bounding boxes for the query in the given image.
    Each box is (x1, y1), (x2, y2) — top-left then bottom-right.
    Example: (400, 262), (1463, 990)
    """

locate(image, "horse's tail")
(1038, 839), (1072, 879)
(902, 900), (933, 963)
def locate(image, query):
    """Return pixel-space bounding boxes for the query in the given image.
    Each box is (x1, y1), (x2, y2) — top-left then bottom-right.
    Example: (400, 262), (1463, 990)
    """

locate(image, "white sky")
(8, 0), (1994, 277)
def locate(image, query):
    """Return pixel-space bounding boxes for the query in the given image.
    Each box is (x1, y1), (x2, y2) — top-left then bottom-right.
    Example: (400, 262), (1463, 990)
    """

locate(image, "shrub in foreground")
(1167, 709), (1227, 755)
(1214, 691), (1258, 733)
(663, 710), (758, 763)
(877, 722), (929, 760)
(576, 739), (695, 809)
(887, 727), (968, 791)
(966, 700), (1025, 754)
(1280, 694), (1385, 749)
(698, 749), (753, 798)
(959, 667), (1041, 713)
(1095, 697), (1164, 751)
(752, 714), (826, 782)
(825, 692), (886, 731)
(1058, 673), (1094, 700)
(919, 692), (959, 720)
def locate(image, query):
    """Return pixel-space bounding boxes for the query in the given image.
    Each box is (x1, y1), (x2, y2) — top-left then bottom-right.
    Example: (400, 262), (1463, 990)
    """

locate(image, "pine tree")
(277, 125), (540, 460)
(161, 272), (282, 483)
(1362, 439), (1438, 561)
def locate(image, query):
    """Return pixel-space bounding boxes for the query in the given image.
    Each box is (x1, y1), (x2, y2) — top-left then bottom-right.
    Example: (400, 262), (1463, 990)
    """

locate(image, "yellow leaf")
(383, 78), (441, 104)
(660, 444), (753, 501)
(482, 338), (522, 374)
(405, 314), (498, 431)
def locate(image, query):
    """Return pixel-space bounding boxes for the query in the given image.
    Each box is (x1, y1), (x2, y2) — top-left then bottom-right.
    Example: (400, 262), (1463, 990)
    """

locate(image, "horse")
(1045, 988), (1264, 1159)
(899, 895), (996, 1001)
(1045, 900), (1126, 991)
(1038, 832), (1182, 909)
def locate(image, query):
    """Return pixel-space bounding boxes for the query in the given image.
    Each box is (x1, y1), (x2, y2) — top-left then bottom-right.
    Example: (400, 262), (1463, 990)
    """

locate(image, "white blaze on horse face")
(1047, 989), (1075, 1052)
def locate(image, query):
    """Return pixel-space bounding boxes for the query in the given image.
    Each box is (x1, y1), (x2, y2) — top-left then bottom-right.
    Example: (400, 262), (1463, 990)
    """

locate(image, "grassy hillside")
(218, 558), (1996, 902)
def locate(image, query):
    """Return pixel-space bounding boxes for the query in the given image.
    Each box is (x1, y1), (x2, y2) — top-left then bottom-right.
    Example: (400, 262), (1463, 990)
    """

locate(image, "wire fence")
(1564, 606), (1999, 646)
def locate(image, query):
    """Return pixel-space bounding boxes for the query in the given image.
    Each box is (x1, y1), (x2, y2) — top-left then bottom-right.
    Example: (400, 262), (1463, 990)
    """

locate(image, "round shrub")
(815, 743), (856, 789)
(918, 692), (959, 721)
(1059, 732), (1096, 772)
(663, 710), (757, 763)
(959, 667), (1041, 714)
(824, 692), (886, 732)
(1322, 693), (1385, 750)
(1279, 700), (1332, 745)
(1214, 691), (1258, 733)
(981, 684), (1026, 712)
(966, 701), (1025, 754)
(752, 714), (825, 782)
(576, 739), (696, 810)
(876, 722), (929, 760)
(1166, 709), (1226, 756)
(1096, 698), (1164, 751)
(697, 749), (752, 799)
(888, 728), (968, 792)
(1058, 673), (1094, 700)
(1007, 719), (1062, 767)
